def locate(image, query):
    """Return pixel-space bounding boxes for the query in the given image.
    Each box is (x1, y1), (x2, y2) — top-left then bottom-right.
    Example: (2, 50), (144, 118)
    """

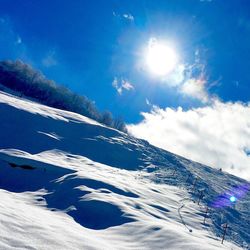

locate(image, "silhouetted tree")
(101, 111), (113, 126)
(113, 117), (127, 133)
(0, 60), (127, 133)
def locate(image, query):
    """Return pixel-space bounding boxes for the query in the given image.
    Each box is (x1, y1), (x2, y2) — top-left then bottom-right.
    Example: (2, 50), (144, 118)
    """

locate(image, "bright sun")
(146, 39), (178, 76)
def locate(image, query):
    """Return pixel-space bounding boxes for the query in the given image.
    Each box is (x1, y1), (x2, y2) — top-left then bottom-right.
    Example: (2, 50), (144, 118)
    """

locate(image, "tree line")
(0, 60), (127, 132)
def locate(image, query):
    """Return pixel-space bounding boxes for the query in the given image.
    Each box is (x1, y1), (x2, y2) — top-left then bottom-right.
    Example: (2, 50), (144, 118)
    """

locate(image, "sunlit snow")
(0, 90), (249, 249)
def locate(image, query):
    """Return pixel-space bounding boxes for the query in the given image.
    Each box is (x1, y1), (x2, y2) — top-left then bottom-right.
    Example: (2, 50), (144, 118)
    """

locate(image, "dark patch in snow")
(151, 226), (162, 231)
(150, 204), (170, 213)
(9, 162), (35, 170)
(68, 200), (135, 230)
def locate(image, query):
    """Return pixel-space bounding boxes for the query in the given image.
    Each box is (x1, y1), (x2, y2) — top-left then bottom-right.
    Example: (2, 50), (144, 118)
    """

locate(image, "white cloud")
(112, 77), (134, 95)
(123, 13), (134, 21)
(113, 12), (134, 22)
(128, 100), (250, 180)
(42, 50), (57, 67)
(181, 78), (209, 103)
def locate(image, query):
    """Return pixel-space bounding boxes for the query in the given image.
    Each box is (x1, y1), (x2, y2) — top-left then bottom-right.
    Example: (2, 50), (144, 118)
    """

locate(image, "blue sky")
(1, 0), (250, 123)
(2, 0), (250, 179)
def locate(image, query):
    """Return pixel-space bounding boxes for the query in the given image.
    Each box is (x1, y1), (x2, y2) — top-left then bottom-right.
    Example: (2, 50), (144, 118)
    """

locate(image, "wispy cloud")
(146, 98), (151, 106)
(123, 13), (134, 21)
(42, 50), (57, 67)
(178, 49), (210, 102)
(112, 77), (134, 95)
(161, 61), (211, 103)
(0, 16), (27, 59)
(0, 17), (22, 46)
(15, 36), (22, 45)
(142, 38), (212, 103)
(181, 77), (208, 103)
(128, 100), (250, 180)
(0, 17), (21, 44)
(113, 12), (134, 22)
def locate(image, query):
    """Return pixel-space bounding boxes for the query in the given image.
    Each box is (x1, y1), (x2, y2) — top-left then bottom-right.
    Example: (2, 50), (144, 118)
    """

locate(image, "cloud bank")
(128, 100), (250, 180)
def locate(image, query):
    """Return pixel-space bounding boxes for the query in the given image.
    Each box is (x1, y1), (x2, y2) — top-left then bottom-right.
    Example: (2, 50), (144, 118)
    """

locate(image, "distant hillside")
(0, 60), (127, 132)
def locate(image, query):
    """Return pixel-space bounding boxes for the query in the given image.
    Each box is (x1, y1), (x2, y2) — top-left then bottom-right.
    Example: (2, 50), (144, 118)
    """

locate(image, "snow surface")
(0, 90), (249, 250)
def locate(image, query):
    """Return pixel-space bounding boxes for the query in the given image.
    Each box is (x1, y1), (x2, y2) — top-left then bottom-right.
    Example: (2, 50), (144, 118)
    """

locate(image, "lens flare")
(230, 196), (236, 202)
(210, 183), (250, 208)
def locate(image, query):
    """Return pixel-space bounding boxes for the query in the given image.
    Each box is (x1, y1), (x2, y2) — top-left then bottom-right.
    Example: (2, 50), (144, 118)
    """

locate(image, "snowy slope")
(0, 90), (249, 250)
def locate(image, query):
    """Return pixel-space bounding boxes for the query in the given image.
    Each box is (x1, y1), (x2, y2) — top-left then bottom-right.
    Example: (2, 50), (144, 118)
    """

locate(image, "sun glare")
(146, 39), (178, 76)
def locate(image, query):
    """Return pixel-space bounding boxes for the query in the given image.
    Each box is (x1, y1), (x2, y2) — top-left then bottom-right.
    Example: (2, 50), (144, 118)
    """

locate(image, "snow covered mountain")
(0, 90), (249, 250)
